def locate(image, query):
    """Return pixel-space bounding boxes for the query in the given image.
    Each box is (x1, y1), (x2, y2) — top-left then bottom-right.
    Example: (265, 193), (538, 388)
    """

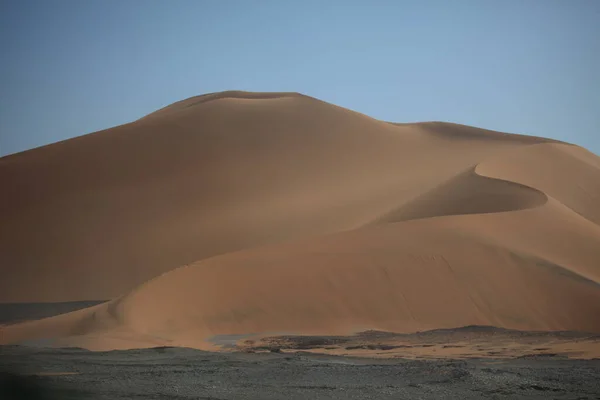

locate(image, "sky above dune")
(0, 0), (598, 156)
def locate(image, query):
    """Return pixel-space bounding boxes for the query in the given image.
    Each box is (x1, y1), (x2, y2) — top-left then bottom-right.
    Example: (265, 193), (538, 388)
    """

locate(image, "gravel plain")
(2, 344), (600, 400)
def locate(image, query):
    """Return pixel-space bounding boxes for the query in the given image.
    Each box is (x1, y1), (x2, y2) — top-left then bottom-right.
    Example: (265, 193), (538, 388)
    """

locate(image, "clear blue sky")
(1, 0), (599, 156)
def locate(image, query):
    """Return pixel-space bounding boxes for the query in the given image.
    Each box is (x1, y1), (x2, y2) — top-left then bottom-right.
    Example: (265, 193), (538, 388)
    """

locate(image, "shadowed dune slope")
(370, 167), (548, 224)
(476, 143), (600, 224)
(1, 91), (600, 351)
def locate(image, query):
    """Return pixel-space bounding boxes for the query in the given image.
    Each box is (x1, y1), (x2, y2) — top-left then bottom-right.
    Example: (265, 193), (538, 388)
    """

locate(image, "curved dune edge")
(369, 164), (548, 224)
(475, 142), (600, 225)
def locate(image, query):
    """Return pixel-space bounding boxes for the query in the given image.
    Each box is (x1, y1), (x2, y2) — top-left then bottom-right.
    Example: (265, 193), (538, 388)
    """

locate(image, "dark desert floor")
(2, 345), (600, 400)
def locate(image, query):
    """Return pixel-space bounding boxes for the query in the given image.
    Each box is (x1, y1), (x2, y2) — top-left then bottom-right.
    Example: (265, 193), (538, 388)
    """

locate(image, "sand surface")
(1, 91), (599, 355)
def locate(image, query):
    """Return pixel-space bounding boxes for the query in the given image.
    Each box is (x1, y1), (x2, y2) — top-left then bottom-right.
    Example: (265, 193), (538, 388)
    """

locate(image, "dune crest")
(139, 90), (307, 120)
(1, 91), (599, 351)
(370, 166), (548, 224)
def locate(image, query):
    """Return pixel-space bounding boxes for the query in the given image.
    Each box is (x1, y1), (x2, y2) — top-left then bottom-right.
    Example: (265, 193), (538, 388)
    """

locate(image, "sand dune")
(1, 91), (599, 352)
(371, 167), (548, 223)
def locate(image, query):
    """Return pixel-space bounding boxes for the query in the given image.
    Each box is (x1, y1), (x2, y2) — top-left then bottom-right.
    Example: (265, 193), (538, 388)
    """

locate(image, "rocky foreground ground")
(2, 344), (600, 400)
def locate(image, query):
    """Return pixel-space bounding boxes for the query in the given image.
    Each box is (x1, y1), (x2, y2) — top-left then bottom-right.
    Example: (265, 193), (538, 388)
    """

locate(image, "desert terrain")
(1, 91), (600, 397)
(3, 344), (600, 400)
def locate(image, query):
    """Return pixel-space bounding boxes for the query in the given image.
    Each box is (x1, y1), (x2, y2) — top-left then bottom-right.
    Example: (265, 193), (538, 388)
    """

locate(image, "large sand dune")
(1, 91), (599, 351)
